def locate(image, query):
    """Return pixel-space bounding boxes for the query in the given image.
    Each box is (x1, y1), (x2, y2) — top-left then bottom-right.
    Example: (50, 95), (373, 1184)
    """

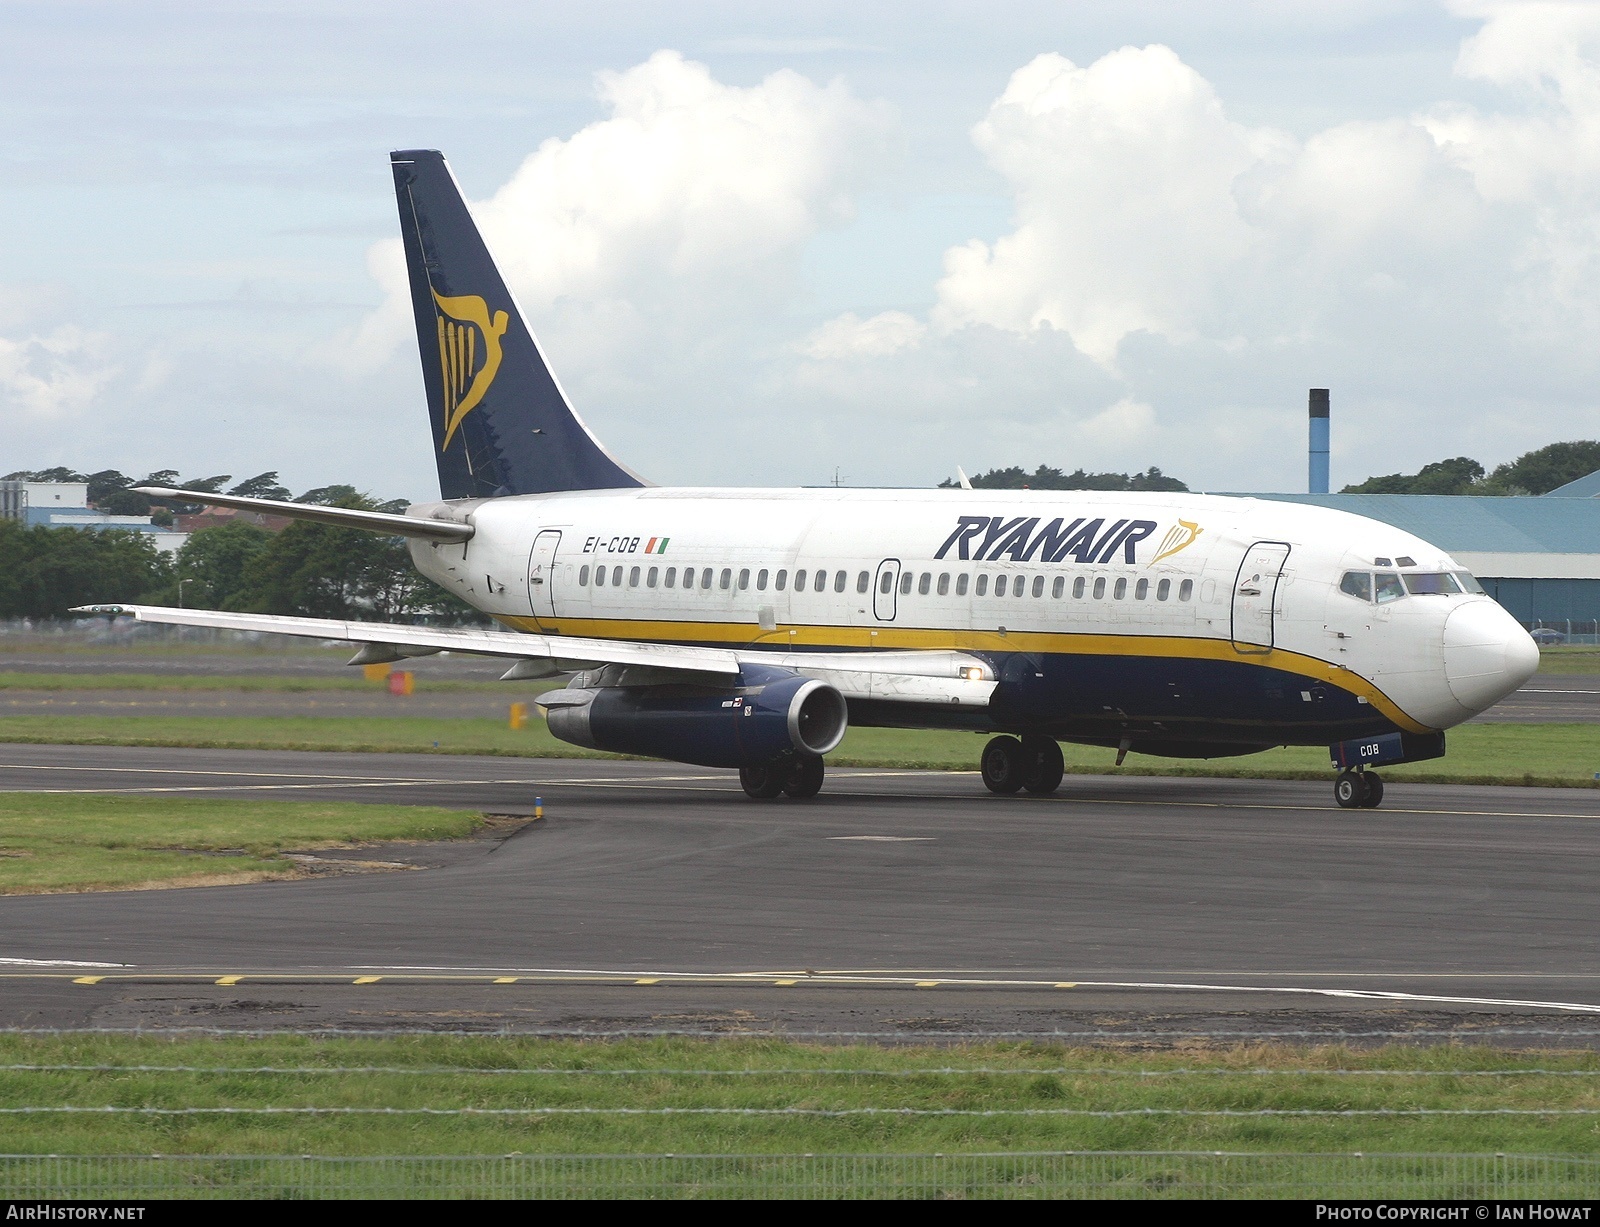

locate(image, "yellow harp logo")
(433, 290), (509, 452)
(1150, 519), (1203, 564)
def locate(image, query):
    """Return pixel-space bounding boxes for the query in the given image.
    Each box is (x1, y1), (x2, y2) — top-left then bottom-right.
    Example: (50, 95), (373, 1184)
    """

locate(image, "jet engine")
(538, 664), (848, 769)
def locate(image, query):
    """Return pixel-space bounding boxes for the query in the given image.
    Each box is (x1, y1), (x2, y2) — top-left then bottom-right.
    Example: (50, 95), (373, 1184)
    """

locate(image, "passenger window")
(719, 568), (732, 590)
(817, 569), (829, 593)
(835, 570), (847, 593)
(1403, 572), (1461, 596)
(1374, 572), (1405, 603)
(665, 567), (676, 589)
(1135, 578), (1148, 599)
(629, 566), (641, 587)
(737, 568), (750, 590)
(956, 574), (969, 596)
(1179, 579), (1193, 601)
(776, 569), (787, 591)
(796, 569), (808, 592)
(1051, 576), (1063, 598)
(917, 572), (930, 595)
(975, 575), (988, 596)
(1156, 578), (1170, 601)
(1339, 571), (1373, 602)
(1031, 575), (1044, 598)
(856, 571), (870, 594)
(579, 566), (590, 586)
(1015, 575), (1026, 598)
(898, 571), (912, 595)
(756, 569), (768, 591)
(647, 567), (658, 588)
(877, 571), (889, 594)
(701, 568), (713, 590)
(1114, 578), (1127, 599)
(1093, 577), (1106, 599)
(1073, 577), (1086, 599)
(995, 574), (1008, 597)
(937, 573), (950, 596)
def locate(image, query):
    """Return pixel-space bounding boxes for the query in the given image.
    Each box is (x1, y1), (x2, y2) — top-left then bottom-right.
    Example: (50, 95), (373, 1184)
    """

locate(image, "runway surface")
(2, 745), (1599, 1042)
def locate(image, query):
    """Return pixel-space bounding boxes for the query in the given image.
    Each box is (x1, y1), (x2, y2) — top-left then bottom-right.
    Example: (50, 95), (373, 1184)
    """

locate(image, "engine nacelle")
(539, 665), (848, 769)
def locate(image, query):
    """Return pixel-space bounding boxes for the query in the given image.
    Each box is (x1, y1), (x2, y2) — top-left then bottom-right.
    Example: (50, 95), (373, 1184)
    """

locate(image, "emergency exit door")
(527, 530), (561, 626)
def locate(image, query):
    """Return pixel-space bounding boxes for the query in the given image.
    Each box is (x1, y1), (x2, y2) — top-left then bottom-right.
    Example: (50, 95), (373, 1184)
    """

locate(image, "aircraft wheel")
(740, 761), (785, 800)
(1333, 770), (1367, 809)
(1020, 736), (1064, 795)
(981, 736), (1026, 794)
(782, 754), (825, 800)
(1360, 772), (1384, 809)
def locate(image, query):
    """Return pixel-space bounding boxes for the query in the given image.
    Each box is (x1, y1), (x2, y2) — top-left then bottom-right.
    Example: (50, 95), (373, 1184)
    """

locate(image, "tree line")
(939, 465), (1189, 491)
(1339, 441), (1600, 495)
(0, 467), (483, 624)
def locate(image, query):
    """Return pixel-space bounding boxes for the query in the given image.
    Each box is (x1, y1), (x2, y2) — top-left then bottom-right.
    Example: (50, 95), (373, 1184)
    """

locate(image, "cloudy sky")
(3, 1), (1598, 500)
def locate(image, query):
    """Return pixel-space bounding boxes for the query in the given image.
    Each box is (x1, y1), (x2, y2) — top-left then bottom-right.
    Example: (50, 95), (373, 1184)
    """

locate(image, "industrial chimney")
(1308, 388), (1329, 494)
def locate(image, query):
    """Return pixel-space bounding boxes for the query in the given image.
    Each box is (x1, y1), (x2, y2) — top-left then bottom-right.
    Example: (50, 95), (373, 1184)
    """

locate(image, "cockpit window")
(1339, 571), (1373, 602)
(1396, 555), (1416, 567)
(1403, 572), (1461, 596)
(1374, 572), (1406, 604)
(1455, 571), (1486, 595)
(1374, 557), (1393, 567)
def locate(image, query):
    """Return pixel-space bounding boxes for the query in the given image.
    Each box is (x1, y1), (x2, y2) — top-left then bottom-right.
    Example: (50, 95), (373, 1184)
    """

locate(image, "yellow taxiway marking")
(215, 975), (242, 986)
(352, 976), (381, 985)
(492, 977), (518, 985)
(774, 979), (797, 987)
(70, 977), (102, 986)
(1055, 982), (1078, 989)
(634, 978), (660, 986)
(915, 981), (939, 988)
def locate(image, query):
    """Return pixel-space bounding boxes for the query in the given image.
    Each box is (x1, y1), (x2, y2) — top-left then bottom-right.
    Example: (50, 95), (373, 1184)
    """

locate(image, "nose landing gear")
(981, 735), (1064, 795)
(1334, 769), (1384, 809)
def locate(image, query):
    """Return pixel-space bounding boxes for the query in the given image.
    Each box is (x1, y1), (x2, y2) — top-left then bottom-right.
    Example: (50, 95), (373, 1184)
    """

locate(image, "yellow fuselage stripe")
(498, 614), (1431, 734)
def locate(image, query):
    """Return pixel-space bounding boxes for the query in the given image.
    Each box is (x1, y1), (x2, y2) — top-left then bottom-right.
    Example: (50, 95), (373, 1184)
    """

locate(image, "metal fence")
(3, 1153), (1598, 1199)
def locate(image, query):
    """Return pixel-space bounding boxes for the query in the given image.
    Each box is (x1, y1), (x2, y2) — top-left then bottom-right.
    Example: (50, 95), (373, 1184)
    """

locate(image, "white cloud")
(0, 323), (115, 418)
(798, 310), (925, 359)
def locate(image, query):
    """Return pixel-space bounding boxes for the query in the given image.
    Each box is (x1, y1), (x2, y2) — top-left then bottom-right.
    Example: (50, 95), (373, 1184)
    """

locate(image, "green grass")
(0, 1034), (1596, 1160)
(0, 794), (481, 894)
(1538, 646), (1600, 674)
(0, 671), (518, 693)
(0, 716), (1593, 787)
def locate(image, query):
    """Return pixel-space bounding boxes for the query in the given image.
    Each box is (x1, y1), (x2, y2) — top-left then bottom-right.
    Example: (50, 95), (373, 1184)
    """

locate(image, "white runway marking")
(0, 958), (129, 968)
(828, 836), (935, 842)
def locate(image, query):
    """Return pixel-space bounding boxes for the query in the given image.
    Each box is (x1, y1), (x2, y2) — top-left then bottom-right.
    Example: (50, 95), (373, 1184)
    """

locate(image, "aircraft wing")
(73, 605), (997, 705)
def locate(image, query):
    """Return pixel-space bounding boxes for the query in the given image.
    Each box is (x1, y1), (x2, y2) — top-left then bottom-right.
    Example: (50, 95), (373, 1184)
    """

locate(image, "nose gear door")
(527, 529), (561, 628)
(1231, 541), (1290, 652)
(873, 558), (901, 621)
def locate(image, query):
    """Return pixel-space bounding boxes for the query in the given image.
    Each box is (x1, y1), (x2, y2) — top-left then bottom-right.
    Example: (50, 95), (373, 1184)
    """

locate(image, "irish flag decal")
(644, 537), (670, 554)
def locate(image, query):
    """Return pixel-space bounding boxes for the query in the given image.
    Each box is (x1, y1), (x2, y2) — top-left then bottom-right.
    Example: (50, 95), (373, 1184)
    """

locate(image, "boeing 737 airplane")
(82, 149), (1540, 809)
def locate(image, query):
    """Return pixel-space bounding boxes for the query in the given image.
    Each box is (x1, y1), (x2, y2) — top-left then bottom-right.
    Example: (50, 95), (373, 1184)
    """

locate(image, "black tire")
(1334, 770), (1366, 809)
(981, 735), (1026, 794)
(1360, 772), (1384, 809)
(739, 762), (785, 800)
(782, 754), (825, 800)
(1020, 736), (1065, 795)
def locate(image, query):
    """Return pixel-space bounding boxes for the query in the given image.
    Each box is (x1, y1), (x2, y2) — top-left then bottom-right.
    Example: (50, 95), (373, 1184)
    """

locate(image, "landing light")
(959, 666), (985, 681)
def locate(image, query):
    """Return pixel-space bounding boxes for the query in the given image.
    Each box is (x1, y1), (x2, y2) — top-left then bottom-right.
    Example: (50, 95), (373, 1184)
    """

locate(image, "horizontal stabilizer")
(133, 487), (474, 542)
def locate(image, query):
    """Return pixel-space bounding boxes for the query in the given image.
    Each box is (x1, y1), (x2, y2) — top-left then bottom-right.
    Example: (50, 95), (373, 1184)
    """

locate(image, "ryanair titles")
(936, 515), (1159, 565)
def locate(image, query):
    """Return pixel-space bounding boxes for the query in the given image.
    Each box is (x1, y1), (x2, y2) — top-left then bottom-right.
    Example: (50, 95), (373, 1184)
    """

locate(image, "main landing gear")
(1334, 769), (1384, 809)
(740, 753), (825, 801)
(981, 735), (1064, 795)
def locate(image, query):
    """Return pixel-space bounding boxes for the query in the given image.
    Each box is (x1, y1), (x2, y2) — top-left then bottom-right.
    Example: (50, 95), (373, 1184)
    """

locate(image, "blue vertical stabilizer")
(390, 149), (644, 499)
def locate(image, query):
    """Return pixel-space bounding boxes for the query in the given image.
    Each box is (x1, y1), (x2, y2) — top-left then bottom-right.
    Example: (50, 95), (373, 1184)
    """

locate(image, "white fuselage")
(408, 487), (1538, 742)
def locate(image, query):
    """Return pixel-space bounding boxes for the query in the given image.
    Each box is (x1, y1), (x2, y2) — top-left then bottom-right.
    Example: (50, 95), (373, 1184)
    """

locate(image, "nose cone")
(1442, 600), (1540, 714)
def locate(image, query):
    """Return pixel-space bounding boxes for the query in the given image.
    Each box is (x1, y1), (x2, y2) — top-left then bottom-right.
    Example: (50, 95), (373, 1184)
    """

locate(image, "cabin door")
(527, 530), (561, 627)
(1231, 541), (1290, 652)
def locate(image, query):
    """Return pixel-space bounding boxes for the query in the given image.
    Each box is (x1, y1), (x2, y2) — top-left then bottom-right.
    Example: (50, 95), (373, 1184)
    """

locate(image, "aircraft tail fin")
(389, 149), (644, 499)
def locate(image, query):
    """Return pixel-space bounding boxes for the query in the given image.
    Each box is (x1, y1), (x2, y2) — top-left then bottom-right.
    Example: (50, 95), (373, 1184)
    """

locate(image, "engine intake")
(540, 665), (847, 769)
